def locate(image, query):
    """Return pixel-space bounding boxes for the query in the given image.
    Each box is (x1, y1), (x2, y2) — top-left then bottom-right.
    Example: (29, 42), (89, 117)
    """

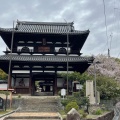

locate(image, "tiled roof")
(0, 54), (93, 62)
(0, 21), (89, 34)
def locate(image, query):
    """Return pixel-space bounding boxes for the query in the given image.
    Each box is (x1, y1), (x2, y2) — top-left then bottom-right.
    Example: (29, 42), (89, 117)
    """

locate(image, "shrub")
(61, 96), (77, 107)
(101, 104), (106, 110)
(95, 109), (102, 115)
(73, 92), (80, 98)
(58, 90), (61, 97)
(61, 99), (70, 107)
(18, 94), (21, 98)
(65, 101), (79, 113)
(0, 91), (9, 95)
(78, 109), (88, 118)
(92, 108), (102, 115)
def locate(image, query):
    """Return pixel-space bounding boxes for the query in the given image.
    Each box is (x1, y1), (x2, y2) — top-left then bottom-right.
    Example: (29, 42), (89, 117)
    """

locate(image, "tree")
(96, 75), (120, 100)
(0, 69), (7, 80)
(59, 72), (92, 84)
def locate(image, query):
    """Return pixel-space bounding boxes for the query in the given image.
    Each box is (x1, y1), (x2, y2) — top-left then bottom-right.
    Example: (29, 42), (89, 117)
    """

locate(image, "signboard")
(61, 88), (66, 96)
(76, 84), (83, 90)
(38, 47), (50, 52)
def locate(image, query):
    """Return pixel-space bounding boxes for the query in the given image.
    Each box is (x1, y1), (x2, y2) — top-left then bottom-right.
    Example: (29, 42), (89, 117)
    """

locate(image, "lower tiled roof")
(0, 55), (93, 62)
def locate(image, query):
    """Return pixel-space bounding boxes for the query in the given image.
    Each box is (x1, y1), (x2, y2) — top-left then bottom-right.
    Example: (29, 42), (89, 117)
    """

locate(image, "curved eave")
(0, 55), (94, 74)
(0, 28), (89, 50)
(0, 28), (89, 35)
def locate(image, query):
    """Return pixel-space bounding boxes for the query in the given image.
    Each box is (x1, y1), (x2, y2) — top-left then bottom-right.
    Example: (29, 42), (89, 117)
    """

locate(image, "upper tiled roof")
(0, 20), (89, 34)
(0, 54), (93, 62)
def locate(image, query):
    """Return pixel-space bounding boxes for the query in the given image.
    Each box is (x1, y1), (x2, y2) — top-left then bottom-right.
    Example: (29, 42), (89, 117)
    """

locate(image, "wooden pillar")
(8, 67), (12, 89)
(14, 74), (16, 87)
(54, 70), (57, 95)
(29, 68), (32, 95)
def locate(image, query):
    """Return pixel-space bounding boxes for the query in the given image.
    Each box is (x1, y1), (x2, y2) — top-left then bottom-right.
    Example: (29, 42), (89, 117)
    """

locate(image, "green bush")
(92, 108), (102, 115)
(0, 91), (9, 95)
(78, 109), (88, 118)
(58, 90), (61, 97)
(61, 99), (69, 107)
(65, 101), (79, 113)
(18, 94), (21, 98)
(73, 92), (80, 98)
(61, 96), (90, 109)
(61, 96), (77, 107)
(95, 109), (102, 115)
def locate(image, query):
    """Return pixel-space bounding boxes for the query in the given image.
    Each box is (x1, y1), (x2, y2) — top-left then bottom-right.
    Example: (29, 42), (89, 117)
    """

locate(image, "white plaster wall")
(0, 84), (7, 89)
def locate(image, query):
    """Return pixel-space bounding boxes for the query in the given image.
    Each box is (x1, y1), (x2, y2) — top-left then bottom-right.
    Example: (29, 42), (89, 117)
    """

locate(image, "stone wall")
(100, 98), (120, 111)
(85, 111), (114, 120)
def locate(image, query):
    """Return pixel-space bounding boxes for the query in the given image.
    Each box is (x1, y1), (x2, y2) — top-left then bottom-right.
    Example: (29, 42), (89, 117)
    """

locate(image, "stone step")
(35, 92), (53, 96)
(5, 117), (60, 119)
(20, 108), (59, 112)
(4, 112), (61, 120)
(6, 118), (60, 120)
(12, 96), (62, 112)
(22, 97), (60, 112)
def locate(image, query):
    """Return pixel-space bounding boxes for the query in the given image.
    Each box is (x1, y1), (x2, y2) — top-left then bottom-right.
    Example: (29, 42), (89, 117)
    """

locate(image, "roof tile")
(0, 21), (89, 34)
(0, 55), (93, 62)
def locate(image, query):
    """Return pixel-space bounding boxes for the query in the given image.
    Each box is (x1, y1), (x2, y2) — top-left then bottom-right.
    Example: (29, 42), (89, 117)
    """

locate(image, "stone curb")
(0, 110), (15, 119)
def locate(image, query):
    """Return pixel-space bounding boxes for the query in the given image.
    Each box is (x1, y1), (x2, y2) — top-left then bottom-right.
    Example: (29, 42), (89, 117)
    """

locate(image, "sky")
(0, 0), (120, 58)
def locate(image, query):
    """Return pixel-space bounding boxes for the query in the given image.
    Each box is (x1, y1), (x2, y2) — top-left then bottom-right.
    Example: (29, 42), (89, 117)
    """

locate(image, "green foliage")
(18, 94), (21, 98)
(65, 101), (79, 113)
(78, 109), (88, 118)
(61, 99), (70, 107)
(60, 71), (120, 100)
(35, 81), (39, 86)
(80, 96), (90, 106)
(58, 90), (61, 96)
(92, 108), (102, 115)
(59, 110), (66, 115)
(59, 72), (92, 84)
(96, 75), (120, 100)
(61, 95), (90, 108)
(73, 92), (80, 98)
(115, 58), (120, 64)
(0, 69), (7, 80)
(0, 91), (9, 95)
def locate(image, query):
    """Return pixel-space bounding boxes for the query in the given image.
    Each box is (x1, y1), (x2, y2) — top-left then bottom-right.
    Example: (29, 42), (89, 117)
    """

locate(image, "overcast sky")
(0, 0), (120, 58)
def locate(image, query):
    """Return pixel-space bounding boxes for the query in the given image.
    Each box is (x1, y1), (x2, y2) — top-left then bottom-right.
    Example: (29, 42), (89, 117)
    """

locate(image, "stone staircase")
(3, 96), (62, 120)
(17, 96), (62, 112)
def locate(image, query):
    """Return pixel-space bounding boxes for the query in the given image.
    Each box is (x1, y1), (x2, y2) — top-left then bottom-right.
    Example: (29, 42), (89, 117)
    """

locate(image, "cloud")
(0, 0), (119, 57)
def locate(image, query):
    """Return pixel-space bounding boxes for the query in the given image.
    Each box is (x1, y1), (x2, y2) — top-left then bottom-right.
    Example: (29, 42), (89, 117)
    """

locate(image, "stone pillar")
(67, 108), (81, 120)
(86, 80), (95, 104)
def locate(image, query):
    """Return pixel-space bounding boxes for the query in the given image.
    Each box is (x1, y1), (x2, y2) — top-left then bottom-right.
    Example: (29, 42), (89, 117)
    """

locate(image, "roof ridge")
(17, 20), (74, 26)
